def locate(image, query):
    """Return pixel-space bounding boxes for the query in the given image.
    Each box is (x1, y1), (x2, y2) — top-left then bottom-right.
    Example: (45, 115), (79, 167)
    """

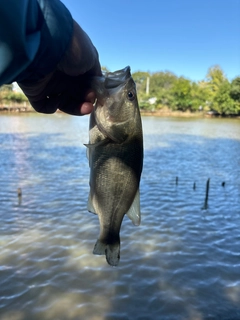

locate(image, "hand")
(18, 21), (102, 115)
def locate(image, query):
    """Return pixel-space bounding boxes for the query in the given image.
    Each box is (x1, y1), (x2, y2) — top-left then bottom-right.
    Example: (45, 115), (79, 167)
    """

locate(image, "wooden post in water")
(176, 176), (178, 186)
(193, 182), (196, 190)
(17, 188), (22, 205)
(202, 178), (210, 210)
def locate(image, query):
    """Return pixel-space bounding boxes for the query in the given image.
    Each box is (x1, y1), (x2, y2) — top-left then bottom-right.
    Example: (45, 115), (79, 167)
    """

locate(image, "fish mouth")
(91, 66), (132, 106)
(95, 66), (133, 105)
(104, 66), (131, 89)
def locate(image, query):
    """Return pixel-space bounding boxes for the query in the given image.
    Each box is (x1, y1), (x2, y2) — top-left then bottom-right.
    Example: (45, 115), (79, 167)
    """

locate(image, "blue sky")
(61, 0), (240, 82)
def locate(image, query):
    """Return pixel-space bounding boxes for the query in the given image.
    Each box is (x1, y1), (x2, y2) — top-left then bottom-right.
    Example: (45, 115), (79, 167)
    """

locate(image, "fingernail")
(80, 102), (93, 115)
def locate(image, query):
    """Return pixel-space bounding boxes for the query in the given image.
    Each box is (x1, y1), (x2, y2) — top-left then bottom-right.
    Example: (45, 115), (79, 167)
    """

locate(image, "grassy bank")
(140, 106), (240, 118)
(140, 108), (203, 118)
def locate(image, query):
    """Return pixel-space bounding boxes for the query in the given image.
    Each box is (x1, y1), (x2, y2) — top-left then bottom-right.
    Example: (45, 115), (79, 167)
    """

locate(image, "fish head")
(92, 67), (140, 143)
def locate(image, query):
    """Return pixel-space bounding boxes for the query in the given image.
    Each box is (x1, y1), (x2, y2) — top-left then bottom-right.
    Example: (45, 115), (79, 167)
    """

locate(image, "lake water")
(0, 114), (240, 320)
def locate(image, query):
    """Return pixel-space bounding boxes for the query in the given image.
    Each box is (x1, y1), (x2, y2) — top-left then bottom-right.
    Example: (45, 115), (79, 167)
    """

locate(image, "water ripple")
(0, 115), (240, 319)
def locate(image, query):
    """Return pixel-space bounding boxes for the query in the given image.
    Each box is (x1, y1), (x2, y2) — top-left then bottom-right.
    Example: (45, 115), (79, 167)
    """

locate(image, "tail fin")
(93, 239), (120, 267)
(93, 239), (106, 255)
(106, 242), (120, 267)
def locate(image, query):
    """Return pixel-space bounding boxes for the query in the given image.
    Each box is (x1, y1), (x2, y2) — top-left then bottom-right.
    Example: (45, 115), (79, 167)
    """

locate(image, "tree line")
(1, 65), (239, 115)
(0, 83), (28, 104)
(132, 65), (240, 116)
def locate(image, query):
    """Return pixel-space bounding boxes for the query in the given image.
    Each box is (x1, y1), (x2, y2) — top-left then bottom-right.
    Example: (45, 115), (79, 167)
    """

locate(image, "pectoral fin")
(84, 138), (109, 149)
(126, 189), (141, 226)
(84, 139), (109, 163)
(85, 146), (90, 161)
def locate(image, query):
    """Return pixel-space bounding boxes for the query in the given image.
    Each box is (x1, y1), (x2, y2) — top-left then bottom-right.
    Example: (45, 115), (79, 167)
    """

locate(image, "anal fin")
(126, 189), (141, 226)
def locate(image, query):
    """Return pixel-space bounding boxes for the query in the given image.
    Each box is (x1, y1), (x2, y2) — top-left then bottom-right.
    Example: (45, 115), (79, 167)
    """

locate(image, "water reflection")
(0, 114), (240, 319)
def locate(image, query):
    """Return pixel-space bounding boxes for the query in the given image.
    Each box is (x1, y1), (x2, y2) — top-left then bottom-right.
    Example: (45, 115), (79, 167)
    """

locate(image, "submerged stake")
(17, 188), (22, 205)
(202, 178), (210, 210)
(17, 188), (22, 197)
(176, 176), (178, 186)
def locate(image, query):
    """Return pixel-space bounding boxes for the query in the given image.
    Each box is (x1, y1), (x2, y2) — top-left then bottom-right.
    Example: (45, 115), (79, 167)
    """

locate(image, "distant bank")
(141, 109), (203, 118)
(0, 103), (239, 119)
(0, 103), (33, 113)
(140, 108), (240, 119)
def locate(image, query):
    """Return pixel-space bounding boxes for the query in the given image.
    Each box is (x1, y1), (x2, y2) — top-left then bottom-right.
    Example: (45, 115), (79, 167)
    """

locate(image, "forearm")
(0, 0), (73, 85)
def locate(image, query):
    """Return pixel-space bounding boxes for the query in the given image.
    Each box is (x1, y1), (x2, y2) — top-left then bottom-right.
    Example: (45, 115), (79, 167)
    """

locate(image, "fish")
(85, 66), (143, 266)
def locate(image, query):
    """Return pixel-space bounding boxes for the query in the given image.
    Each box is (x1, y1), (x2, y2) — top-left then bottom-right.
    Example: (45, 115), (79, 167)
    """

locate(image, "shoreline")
(140, 110), (240, 119)
(0, 104), (239, 119)
(0, 103), (33, 113)
(140, 110), (203, 118)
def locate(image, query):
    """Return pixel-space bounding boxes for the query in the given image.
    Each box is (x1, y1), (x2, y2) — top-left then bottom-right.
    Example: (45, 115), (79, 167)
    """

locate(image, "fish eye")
(127, 91), (135, 101)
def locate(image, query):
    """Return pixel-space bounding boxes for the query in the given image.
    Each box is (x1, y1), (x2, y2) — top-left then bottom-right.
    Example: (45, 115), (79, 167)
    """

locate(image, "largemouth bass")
(86, 66), (143, 266)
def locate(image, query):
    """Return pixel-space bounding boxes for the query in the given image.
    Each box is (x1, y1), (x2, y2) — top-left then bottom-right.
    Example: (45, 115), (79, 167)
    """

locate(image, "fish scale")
(86, 66), (143, 266)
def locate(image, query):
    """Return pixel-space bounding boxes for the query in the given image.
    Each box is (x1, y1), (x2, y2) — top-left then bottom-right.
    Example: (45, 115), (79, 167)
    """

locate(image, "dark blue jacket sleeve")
(0, 0), (73, 85)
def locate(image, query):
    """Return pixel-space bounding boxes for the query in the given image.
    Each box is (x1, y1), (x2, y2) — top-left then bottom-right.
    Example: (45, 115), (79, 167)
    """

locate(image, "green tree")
(132, 71), (151, 108)
(171, 77), (192, 111)
(212, 80), (237, 115)
(206, 65), (226, 93)
(132, 71), (150, 95)
(0, 84), (13, 91)
(0, 83), (28, 104)
(230, 77), (240, 102)
(204, 65), (231, 113)
(130, 65), (239, 116)
(101, 66), (110, 73)
(149, 71), (177, 95)
(2, 92), (28, 103)
(132, 71), (150, 84)
(149, 71), (177, 108)
(190, 81), (212, 111)
(156, 87), (175, 108)
(134, 71), (178, 111)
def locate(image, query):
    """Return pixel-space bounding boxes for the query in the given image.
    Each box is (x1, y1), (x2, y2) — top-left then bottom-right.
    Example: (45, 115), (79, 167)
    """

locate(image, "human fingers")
(77, 91), (96, 115)
(19, 70), (89, 114)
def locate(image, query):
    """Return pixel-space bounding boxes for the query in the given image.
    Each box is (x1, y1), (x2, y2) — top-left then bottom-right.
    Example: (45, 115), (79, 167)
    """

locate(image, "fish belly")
(90, 142), (140, 266)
